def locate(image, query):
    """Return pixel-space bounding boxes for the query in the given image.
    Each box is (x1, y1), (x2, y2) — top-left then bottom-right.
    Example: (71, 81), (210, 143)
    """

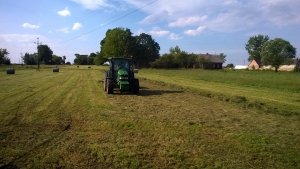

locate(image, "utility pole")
(34, 37), (40, 70)
(20, 53), (22, 65)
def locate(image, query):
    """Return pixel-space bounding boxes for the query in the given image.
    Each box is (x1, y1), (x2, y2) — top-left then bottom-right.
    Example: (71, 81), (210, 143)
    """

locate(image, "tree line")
(22, 45), (67, 65)
(73, 53), (96, 65)
(151, 46), (226, 69)
(86, 27), (226, 69)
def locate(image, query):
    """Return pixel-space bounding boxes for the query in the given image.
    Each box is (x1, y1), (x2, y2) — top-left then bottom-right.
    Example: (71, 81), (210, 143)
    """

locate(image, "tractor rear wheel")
(132, 79), (139, 94)
(107, 79), (113, 94)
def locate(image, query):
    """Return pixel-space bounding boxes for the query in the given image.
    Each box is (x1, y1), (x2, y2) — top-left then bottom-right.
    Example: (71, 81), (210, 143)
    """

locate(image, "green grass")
(139, 69), (300, 115)
(1, 67), (300, 168)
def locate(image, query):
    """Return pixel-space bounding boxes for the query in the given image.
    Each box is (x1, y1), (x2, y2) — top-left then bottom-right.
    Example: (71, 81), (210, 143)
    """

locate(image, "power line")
(61, 0), (158, 44)
(34, 37), (40, 70)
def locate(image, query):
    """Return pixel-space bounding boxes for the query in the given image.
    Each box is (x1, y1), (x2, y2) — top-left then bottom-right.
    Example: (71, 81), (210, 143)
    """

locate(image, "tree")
(0, 48), (11, 65)
(94, 52), (107, 65)
(151, 46), (196, 69)
(225, 63), (235, 68)
(88, 53), (96, 65)
(245, 34), (269, 62)
(172, 47), (189, 68)
(134, 33), (160, 68)
(220, 53), (226, 63)
(38, 45), (53, 64)
(261, 38), (296, 72)
(52, 55), (63, 65)
(62, 56), (66, 64)
(151, 53), (178, 68)
(101, 27), (136, 58)
(99, 28), (161, 68)
(22, 53), (37, 65)
(169, 46), (195, 68)
(74, 54), (88, 65)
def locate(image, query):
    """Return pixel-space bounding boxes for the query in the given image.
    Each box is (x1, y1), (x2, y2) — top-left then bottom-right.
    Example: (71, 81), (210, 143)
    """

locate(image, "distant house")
(248, 59), (261, 70)
(196, 53), (224, 69)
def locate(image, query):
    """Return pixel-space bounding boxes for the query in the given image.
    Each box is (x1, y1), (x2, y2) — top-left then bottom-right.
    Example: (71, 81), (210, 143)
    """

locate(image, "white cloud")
(70, 0), (111, 10)
(57, 27), (70, 33)
(0, 34), (44, 43)
(0, 34), (48, 63)
(22, 23), (40, 29)
(148, 27), (181, 40)
(125, 0), (300, 32)
(184, 26), (206, 36)
(149, 27), (170, 37)
(141, 10), (170, 24)
(169, 33), (182, 40)
(72, 22), (82, 30)
(57, 7), (71, 16)
(169, 16), (207, 27)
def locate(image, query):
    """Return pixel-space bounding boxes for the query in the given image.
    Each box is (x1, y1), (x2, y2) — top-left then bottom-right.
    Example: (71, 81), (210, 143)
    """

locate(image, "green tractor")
(103, 57), (139, 94)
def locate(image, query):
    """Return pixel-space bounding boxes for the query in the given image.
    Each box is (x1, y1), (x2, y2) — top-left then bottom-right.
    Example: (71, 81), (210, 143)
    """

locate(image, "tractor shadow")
(139, 88), (184, 96)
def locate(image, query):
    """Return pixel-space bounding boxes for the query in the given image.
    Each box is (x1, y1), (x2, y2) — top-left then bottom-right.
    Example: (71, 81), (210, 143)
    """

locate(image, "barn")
(196, 53), (224, 69)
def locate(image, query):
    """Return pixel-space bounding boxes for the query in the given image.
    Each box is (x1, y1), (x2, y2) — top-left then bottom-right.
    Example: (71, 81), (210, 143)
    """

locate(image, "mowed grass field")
(139, 69), (300, 115)
(0, 66), (300, 168)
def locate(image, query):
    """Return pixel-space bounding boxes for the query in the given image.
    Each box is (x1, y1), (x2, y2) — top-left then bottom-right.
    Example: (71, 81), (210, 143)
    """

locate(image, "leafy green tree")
(169, 46), (194, 68)
(261, 38), (296, 72)
(101, 27), (135, 57)
(52, 55), (63, 65)
(0, 48), (11, 65)
(151, 53), (178, 68)
(4, 58), (11, 65)
(22, 53), (37, 65)
(88, 53), (96, 65)
(38, 45), (53, 64)
(74, 54), (88, 65)
(151, 46), (193, 68)
(94, 52), (107, 65)
(62, 56), (66, 64)
(225, 63), (235, 68)
(134, 33), (160, 68)
(245, 34), (269, 62)
(220, 53), (226, 63)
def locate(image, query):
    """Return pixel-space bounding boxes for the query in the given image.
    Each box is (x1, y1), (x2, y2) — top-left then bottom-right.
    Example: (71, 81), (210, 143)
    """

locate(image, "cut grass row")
(138, 69), (300, 115)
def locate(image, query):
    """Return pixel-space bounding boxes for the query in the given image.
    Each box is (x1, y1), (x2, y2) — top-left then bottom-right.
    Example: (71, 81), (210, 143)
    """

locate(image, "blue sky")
(1, 0), (300, 64)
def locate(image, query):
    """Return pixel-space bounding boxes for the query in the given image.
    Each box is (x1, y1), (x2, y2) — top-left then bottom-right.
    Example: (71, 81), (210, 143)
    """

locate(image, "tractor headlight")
(119, 76), (128, 80)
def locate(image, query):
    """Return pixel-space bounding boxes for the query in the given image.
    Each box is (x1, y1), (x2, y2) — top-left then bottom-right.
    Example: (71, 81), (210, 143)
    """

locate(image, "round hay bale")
(6, 68), (15, 74)
(77, 66), (79, 68)
(53, 67), (59, 72)
(88, 66), (91, 69)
